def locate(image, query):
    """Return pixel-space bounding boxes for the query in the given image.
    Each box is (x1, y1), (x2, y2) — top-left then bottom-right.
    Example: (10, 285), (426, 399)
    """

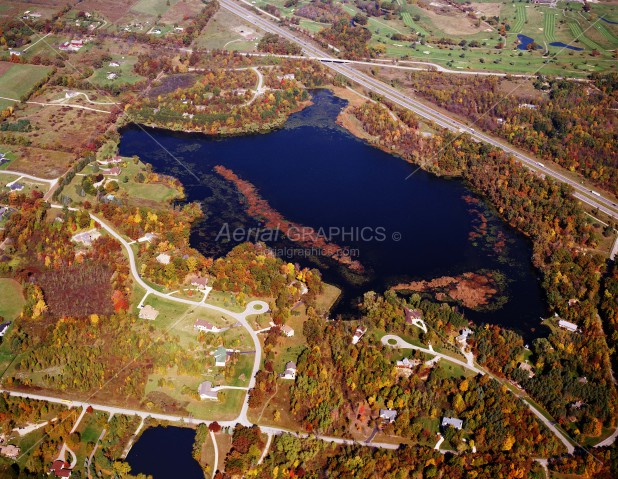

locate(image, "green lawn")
(0, 62), (51, 102)
(512, 4), (527, 33)
(568, 20), (605, 53)
(543, 10), (556, 43)
(88, 55), (144, 88)
(0, 278), (25, 321)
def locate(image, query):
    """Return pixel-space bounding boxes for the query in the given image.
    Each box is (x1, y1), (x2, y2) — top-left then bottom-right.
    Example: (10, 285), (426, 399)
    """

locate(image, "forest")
(383, 71), (618, 196)
(251, 433), (616, 479)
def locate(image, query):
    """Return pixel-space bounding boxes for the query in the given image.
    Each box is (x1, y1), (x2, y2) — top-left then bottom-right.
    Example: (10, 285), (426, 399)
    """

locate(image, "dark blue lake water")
(119, 89), (546, 339)
(549, 42), (584, 51)
(517, 34), (542, 50)
(126, 426), (203, 478)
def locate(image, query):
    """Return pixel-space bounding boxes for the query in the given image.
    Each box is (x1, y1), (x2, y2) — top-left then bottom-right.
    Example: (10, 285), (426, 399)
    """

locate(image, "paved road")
(381, 334), (576, 453)
(381, 334), (485, 375)
(0, 170), (58, 185)
(257, 431), (272, 465)
(218, 0), (618, 221)
(609, 235), (618, 261)
(210, 429), (219, 478)
(594, 426), (618, 447)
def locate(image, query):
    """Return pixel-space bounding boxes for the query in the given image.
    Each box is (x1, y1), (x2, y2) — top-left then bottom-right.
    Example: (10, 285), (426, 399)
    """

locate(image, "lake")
(119, 89), (546, 339)
(126, 426), (203, 478)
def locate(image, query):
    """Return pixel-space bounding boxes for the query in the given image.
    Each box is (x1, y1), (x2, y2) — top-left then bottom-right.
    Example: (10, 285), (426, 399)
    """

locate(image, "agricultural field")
(0, 62), (52, 107)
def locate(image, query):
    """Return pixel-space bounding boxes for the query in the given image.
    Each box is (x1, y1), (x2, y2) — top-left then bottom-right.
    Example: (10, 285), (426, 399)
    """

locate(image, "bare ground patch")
(470, 2), (502, 19)
(422, 7), (487, 35)
(161, 0), (204, 25)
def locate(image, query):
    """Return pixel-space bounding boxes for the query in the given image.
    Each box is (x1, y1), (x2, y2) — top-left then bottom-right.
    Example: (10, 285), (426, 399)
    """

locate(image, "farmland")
(0, 62), (52, 107)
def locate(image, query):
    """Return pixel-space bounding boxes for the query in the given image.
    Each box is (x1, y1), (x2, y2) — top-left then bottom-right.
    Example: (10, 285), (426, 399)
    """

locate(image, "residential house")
(352, 325), (367, 345)
(214, 346), (228, 367)
(49, 459), (72, 478)
(404, 307), (427, 333)
(191, 276), (209, 290)
(198, 381), (218, 400)
(101, 166), (121, 176)
(59, 39), (84, 52)
(441, 417), (463, 430)
(280, 361), (297, 380)
(71, 229), (101, 247)
(281, 325), (295, 337)
(456, 328), (473, 343)
(106, 72), (118, 80)
(0, 322), (11, 337)
(9, 49), (21, 56)
(396, 357), (421, 369)
(194, 319), (221, 333)
(138, 305), (159, 321)
(9, 183), (24, 192)
(156, 253), (171, 265)
(404, 308), (422, 324)
(0, 206), (9, 220)
(518, 362), (535, 378)
(137, 232), (157, 243)
(379, 409), (398, 423)
(0, 444), (20, 459)
(109, 61), (120, 67)
(558, 319), (578, 333)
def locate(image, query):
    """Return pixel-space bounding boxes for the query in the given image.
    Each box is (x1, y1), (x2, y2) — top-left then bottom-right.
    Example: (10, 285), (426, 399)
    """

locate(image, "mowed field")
(0, 278), (25, 321)
(0, 62), (51, 108)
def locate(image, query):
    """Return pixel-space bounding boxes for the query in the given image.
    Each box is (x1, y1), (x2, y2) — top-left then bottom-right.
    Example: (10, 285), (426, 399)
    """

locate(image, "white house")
(71, 229), (101, 247)
(379, 409), (397, 423)
(281, 325), (294, 337)
(0, 322), (11, 337)
(137, 232), (157, 243)
(280, 361), (297, 380)
(352, 325), (367, 345)
(441, 417), (463, 430)
(456, 328), (473, 343)
(396, 357), (421, 369)
(558, 319), (578, 333)
(213, 346), (228, 367)
(194, 319), (221, 333)
(156, 253), (171, 265)
(198, 381), (218, 400)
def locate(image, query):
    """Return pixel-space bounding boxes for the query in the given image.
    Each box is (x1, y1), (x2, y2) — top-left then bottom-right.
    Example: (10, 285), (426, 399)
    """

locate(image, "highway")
(219, 0), (618, 221)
